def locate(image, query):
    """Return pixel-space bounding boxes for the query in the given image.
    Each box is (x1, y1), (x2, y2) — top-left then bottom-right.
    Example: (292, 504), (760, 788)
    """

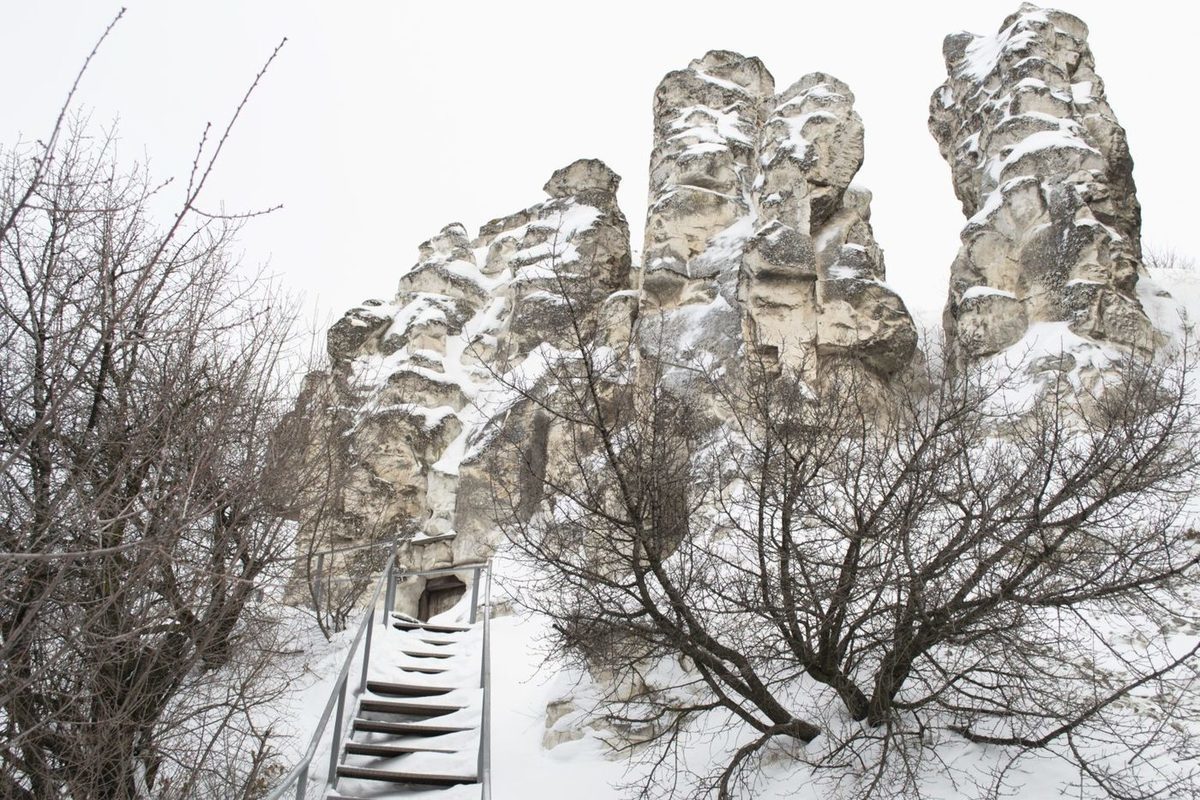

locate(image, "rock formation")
(298, 159), (632, 572)
(930, 2), (1156, 359)
(291, 5), (1172, 592)
(643, 51), (917, 377)
(293, 51), (926, 581)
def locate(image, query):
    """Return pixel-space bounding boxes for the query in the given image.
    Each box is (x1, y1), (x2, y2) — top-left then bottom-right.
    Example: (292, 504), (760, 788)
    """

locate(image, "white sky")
(2, 1), (1194, 328)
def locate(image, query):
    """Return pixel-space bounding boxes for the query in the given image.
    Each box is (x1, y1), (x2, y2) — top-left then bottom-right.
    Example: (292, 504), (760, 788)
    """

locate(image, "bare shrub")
(498, 290), (1200, 798)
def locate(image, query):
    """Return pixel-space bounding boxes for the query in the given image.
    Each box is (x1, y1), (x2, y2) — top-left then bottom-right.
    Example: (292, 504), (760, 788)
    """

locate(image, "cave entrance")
(418, 575), (466, 622)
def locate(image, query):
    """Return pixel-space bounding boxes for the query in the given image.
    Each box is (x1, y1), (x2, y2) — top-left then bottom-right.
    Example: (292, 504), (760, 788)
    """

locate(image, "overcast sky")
(2, 1), (1194, 328)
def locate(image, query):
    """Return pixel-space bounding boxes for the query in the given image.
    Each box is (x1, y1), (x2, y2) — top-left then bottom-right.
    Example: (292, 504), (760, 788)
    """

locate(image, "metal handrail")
(479, 564), (493, 799)
(264, 556), (494, 800)
(264, 552), (396, 800)
(302, 538), (396, 562)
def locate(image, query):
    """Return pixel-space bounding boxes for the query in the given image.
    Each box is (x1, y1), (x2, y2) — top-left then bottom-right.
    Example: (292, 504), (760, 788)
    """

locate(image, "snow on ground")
(489, 605), (631, 798)
(257, 607), (370, 791)
(265, 465), (1200, 798)
(1143, 265), (1200, 342)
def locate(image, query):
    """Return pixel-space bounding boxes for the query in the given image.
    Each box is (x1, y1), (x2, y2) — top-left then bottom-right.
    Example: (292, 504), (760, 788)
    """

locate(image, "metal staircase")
(266, 559), (493, 800)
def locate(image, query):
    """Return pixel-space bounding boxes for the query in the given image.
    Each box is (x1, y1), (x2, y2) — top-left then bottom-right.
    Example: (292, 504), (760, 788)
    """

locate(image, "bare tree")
(275, 364), (402, 638)
(496, 278), (1200, 798)
(0, 20), (301, 798)
(1145, 246), (1196, 273)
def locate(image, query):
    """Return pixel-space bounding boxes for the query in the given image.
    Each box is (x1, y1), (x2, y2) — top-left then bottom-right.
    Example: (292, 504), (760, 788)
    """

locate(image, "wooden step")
(395, 664), (448, 675)
(335, 765), (477, 787)
(418, 637), (456, 646)
(392, 620), (470, 634)
(359, 699), (463, 717)
(366, 680), (453, 697)
(352, 719), (474, 737)
(400, 649), (455, 660)
(343, 741), (456, 758)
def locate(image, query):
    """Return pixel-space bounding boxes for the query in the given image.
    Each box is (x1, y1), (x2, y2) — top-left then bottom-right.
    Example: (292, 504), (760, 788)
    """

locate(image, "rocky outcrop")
(294, 55), (925, 582)
(294, 6), (1171, 587)
(298, 159), (633, 571)
(478, 158), (632, 360)
(931, 2), (1156, 359)
(642, 50), (769, 306)
(643, 51), (917, 377)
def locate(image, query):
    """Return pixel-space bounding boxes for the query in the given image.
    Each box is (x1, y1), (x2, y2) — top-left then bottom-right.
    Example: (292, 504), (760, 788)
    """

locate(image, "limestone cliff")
(300, 159), (632, 571)
(292, 5), (1170, 578)
(643, 51), (917, 377)
(930, 2), (1157, 359)
(296, 52), (926, 571)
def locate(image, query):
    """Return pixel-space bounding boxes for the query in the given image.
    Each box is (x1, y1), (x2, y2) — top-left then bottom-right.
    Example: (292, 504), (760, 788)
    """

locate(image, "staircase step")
(366, 680), (453, 697)
(335, 765), (477, 787)
(396, 665), (448, 675)
(343, 742), (457, 758)
(418, 638), (456, 646)
(392, 620), (470, 634)
(400, 649), (455, 659)
(352, 719), (474, 736)
(359, 699), (464, 717)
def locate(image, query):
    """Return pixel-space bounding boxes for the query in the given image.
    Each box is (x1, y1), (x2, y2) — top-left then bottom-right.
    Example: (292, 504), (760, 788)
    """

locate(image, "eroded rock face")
(298, 159), (633, 572)
(295, 56), (926, 583)
(643, 51), (917, 377)
(642, 50), (769, 307)
(931, 2), (1155, 358)
(479, 158), (632, 361)
(277, 5), (1178, 763)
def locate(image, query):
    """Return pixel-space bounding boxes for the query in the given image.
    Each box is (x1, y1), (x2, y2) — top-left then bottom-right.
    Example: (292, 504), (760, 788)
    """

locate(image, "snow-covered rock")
(293, 2), (1184, 623)
(931, 2), (1158, 359)
(275, 7), (1200, 799)
(644, 51), (917, 376)
(293, 159), (633, 573)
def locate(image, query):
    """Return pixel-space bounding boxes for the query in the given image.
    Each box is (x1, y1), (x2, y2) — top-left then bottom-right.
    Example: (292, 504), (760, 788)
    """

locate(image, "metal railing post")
(479, 567), (488, 690)
(328, 677), (346, 785)
(360, 606), (375, 692)
(478, 563), (493, 796)
(294, 763), (308, 800)
(384, 560), (395, 628)
(469, 566), (481, 624)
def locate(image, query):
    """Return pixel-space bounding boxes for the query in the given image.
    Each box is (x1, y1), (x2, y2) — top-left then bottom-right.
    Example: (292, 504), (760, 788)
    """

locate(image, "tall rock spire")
(930, 2), (1156, 359)
(642, 51), (917, 377)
